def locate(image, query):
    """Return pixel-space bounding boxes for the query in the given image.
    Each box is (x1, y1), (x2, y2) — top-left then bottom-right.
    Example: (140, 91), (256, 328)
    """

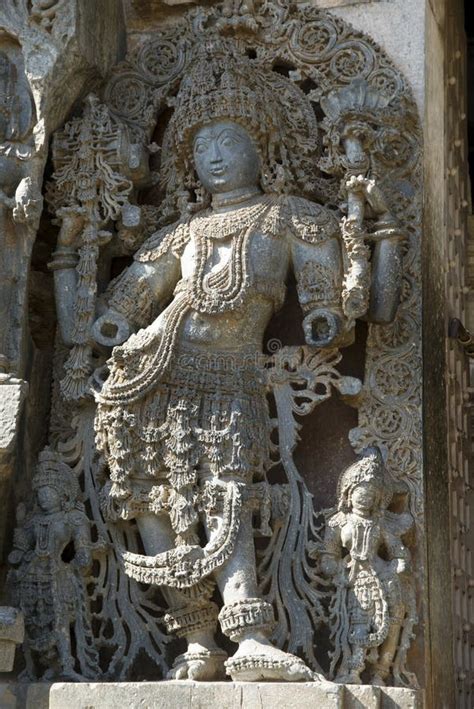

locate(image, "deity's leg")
(370, 622), (403, 685)
(19, 642), (36, 680)
(136, 513), (226, 680)
(205, 497), (318, 682)
(45, 619), (83, 681)
(334, 608), (368, 684)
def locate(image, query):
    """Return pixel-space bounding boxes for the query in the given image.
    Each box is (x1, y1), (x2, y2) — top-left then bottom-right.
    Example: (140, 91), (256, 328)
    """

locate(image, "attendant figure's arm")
(70, 511), (93, 574)
(8, 517), (34, 566)
(319, 522), (343, 578)
(383, 518), (412, 576)
(48, 208), (83, 346)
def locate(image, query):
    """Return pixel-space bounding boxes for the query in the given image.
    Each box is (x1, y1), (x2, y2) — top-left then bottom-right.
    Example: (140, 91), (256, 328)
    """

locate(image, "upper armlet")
(282, 195), (340, 245)
(135, 219), (191, 263)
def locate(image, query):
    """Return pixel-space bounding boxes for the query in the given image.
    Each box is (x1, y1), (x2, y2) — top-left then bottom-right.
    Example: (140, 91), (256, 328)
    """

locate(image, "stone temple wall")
(0, 1), (469, 708)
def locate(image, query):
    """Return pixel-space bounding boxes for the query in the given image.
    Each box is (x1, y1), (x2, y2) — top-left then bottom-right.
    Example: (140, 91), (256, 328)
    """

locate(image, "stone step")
(0, 681), (423, 709)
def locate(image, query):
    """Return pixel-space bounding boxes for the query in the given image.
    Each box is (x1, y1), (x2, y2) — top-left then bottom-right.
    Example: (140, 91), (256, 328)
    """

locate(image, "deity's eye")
(194, 141), (207, 155)
(219, 133), (239, 148)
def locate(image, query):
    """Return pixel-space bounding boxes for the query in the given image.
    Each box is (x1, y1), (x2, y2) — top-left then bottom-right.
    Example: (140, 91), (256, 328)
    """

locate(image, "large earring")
(194, 183), (206, 207)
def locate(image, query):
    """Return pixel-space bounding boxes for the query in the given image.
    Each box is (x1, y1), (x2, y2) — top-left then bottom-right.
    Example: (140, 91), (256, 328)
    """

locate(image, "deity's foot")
(370, 672), (388, 686)
(167, 649), (228, 681)
(43, 666), (86, 682)
(225, 638), (317, 682)
(335, 671), (362, 684)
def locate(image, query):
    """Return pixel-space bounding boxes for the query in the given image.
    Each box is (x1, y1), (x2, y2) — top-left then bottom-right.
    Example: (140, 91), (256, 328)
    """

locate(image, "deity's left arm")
(285, 197), (345, 348)
(383, 511), (413, 574)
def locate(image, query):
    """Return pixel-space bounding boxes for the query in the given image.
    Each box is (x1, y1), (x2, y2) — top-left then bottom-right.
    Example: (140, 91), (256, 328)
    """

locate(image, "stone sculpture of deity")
(319, 448), (417, 687)
(8, 448), (97, 680)
(48, 40), (402, 682)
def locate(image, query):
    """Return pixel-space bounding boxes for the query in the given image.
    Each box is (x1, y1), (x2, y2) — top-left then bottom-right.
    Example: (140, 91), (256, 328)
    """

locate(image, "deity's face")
(192, 119), (261, 195)
(36, 485), (61, 513)
(350, 481), (379, 514)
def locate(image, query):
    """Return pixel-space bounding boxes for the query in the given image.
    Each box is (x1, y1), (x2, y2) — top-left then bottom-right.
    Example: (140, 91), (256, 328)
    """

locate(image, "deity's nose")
(209, 140), (223, 163)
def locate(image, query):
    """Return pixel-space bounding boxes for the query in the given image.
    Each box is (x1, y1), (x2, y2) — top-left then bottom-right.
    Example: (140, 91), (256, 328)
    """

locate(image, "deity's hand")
(56, 205), (87, 248)
(73, 549), (92, 574)
(303, 308), (342, 348)
(319, 554), (341, 578)
(92, 309), (131, 348)
(7, 549), (24, 566)
(12, 177), (43, 225)
(392, 558), (410, 576)
(345, 174), (396, 223)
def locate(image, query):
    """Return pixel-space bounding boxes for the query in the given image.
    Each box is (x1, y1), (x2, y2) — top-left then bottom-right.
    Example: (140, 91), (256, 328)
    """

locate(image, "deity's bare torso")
(96, 192), (342, 361)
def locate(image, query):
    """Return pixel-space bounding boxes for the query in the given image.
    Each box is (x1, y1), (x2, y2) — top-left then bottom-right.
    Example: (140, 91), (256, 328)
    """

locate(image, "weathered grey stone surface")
(0, 0), (126, 565)
(0, 681), (423, 709)
(0, 682), (51, 709)
(0, 607), (23, 672)
(320, 450), (416, 686)
(25, 0), (420, 687)
(327, 0), (425, 112)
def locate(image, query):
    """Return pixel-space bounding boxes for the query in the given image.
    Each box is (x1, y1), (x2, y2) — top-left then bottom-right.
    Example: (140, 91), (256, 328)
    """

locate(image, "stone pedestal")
(0, 608), (23, 672)
(0, 681), (423, 709)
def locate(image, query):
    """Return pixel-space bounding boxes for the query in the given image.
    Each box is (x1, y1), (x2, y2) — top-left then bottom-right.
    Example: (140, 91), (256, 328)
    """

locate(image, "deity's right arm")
(93, 220), (189, 346)
(8, 522), (34, 565)
(49, 213), (189, 347)
(320, 514), (344, 578)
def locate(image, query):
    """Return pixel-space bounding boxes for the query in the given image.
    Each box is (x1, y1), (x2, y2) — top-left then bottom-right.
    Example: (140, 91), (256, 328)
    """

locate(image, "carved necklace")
(189, 194), (276, 314)
(349, 513), (377, 562)
(191, 194), (275, 240)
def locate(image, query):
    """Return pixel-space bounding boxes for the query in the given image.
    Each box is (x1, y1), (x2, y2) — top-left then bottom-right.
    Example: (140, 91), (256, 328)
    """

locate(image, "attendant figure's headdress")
(32, 447), (80, 509)
(337, 447), (392, 512)
(160, 37), (319, 216)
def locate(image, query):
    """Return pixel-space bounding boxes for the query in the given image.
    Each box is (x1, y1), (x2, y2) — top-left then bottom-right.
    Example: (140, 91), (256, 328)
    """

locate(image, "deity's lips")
(210, 166), (227, 175)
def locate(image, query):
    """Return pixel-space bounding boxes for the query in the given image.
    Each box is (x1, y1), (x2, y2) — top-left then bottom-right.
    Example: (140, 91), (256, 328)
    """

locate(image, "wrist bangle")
(47, 248), (79, 271)
(302, 301), (341, 316)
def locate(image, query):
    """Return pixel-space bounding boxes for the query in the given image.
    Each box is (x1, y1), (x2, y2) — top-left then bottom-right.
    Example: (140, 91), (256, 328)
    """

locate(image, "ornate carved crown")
(32, 447), (80, 502)
(160, 36), (320, 216)
(166, 38), (278, 152)
(337, 447), (392, 511)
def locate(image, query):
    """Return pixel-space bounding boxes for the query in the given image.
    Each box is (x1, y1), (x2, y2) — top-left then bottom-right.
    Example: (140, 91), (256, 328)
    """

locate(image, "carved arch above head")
(101, 4), (419, 158)
(96, 2), (420, 225)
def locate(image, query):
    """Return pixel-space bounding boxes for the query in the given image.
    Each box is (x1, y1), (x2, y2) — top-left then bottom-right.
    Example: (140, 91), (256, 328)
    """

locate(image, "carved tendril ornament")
(10, 0), (421, 687)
